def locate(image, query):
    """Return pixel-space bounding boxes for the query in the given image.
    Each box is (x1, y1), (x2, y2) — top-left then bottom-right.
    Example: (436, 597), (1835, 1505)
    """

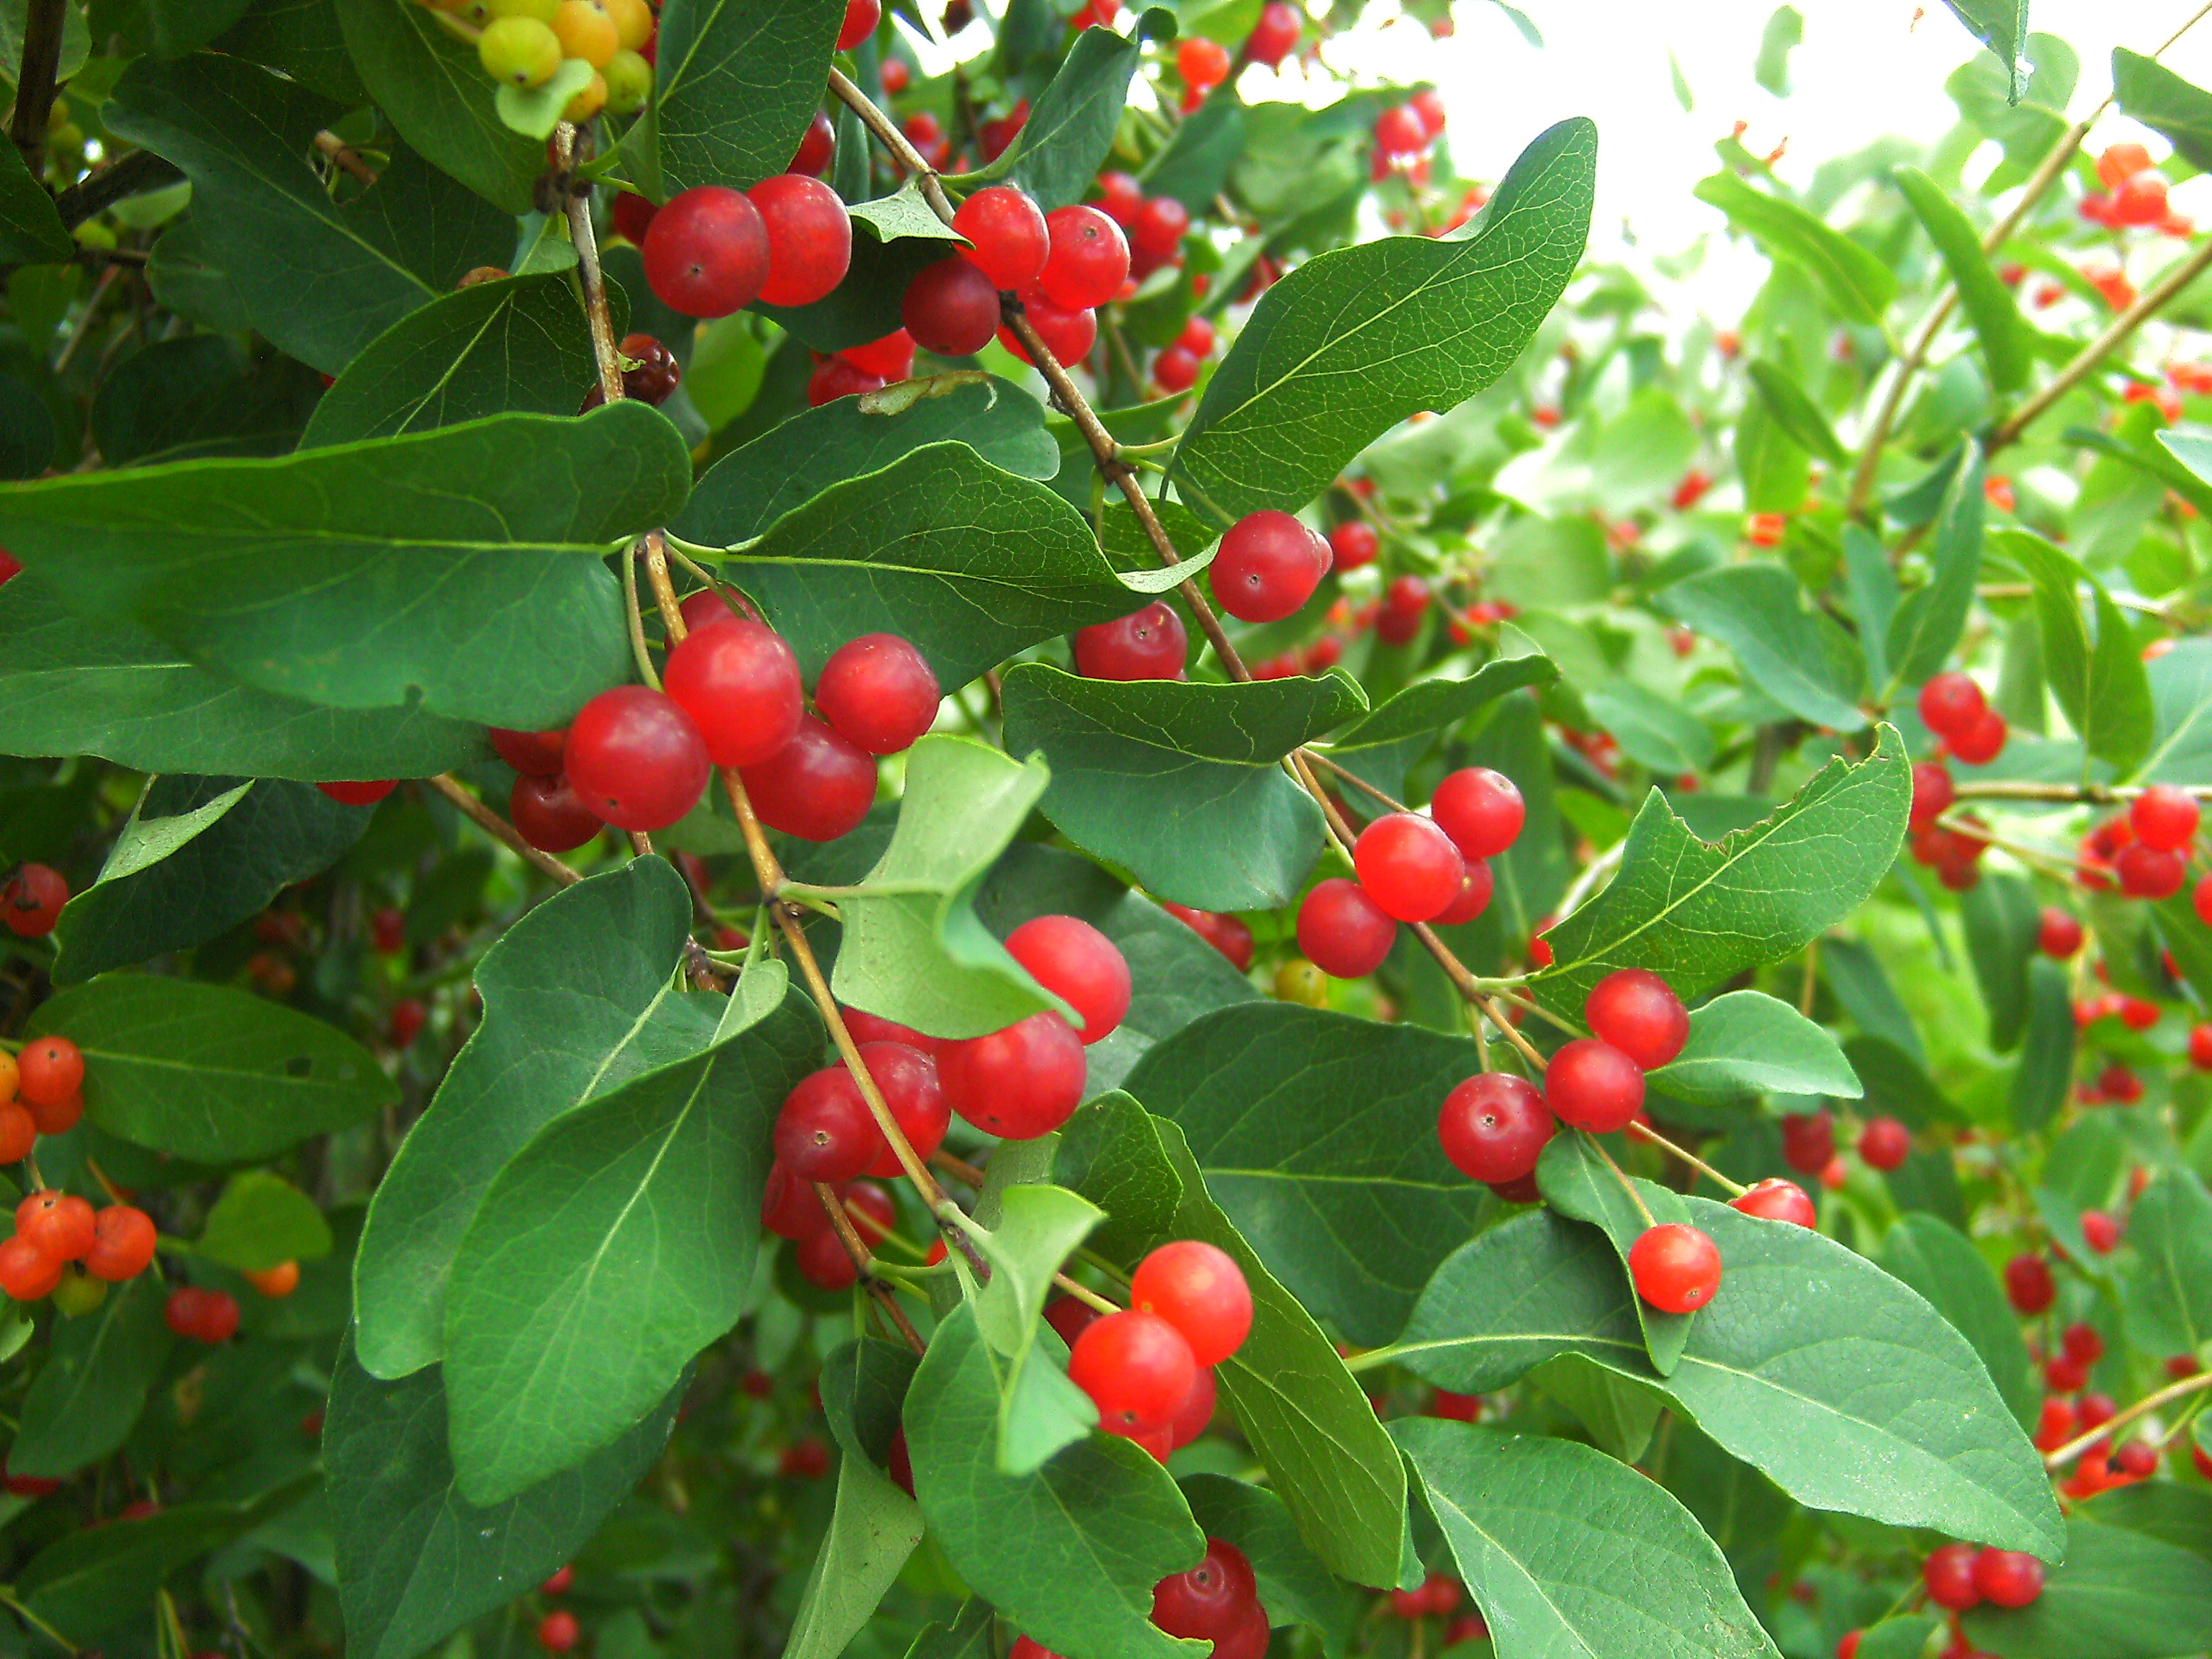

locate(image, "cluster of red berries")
(2079, 143), (2193, 235)
(164, 1285), (243, 1343)
(763, 1164), (898, 1291)
(1150, 313), (1217, 395)
(0, 1180), (158, 1307)
(2075, 785), (2206, 904)
(2, 863), (68, 938)
(0, 1035), (84, 1174)
(467, 0), (655, 124)
(634, 168), (853, 320)
(1065, 1238), (1251, 1457)
(1923, 1542), (2045, 1612)
(1093, 171), (1193, 285)
(1297, 767), (1523, 980)
(536, 1562), (580, 1655)
(489, 606), (938, 846)
(1372, 89), (1447, 179)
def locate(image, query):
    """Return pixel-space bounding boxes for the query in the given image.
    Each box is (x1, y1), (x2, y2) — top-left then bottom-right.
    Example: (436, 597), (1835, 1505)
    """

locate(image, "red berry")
(1130, 196), (1190, 261)
(739, 716), (878, 840)
(1410, 88), (1447, 137)
(1917, 673), (1986, 740)
(1211, 510), (1331, 622)
(1731, 1177), (1816, 1227)
(2033, 1395), (2077, 1451)
(542, 1565), (575, 1596)
(538, 1611), (580, 1654)
(2114, 1437), (2159, 1478)
(788, 109), (835, 176)
(1375, 104), (1427, 156)
(1437, 1072), (1554, 1184)
(1007, 915), (1130, 1045)
(2197, 871), (2212, 926)
(1780, 1109), (1834, 1175)
(843, 1007), (937, 1052)
(1177, 315), (1215, 357)
(17, 1038), (83, 1107)
(1923, 1543), (1982, 1611)
(841, 329), (915, 379)
(318, 780), (398, 806)
(0, 1103), (34, 1164)
(1166, 1364), (1216, 1448)
(1151, 1536), (1256, 1638)
(642, 186), (769, 318)
(1, 864), (66, 938)
(953, 186), (1050, 290)
(857, 1043), (948, 1175)
(1430, 768), (1524, 859)
(16, 1192), (93, 1262)
(1045, 1294), (1099, 1349)
(1002, 292), (1097, 366)
(564, 685), (711, 832)
(2060, 1319), (2103, 1365)
(761, 1159), (837, 1238)
(1488, 1172), (1542, 1204)
(814, 634), (939, 756)
(2004, 1252), (2056, 1315)
(903, 257), (1003, 356)
(1628, 1223), (1722, 1313)
(1069, 1308), (1198, 1436)
(1949, 707), (2008, 766)
(615, 333), (681, 405)
(1038, 205), (1130, 310)
(1095, 171), (1144, 225)
(84, 1205), (156, 1282)
(796, 1226), (859, 1288)
(611, 191), (657, 245)
(1972, 1549), (2044, 1609)
(1130, 1241), (1251, 1367)
(837, 0), (880, 49)
(2132, 784), (2200, 851)
(2192, 1023), (2212, 1069)
(1434, 859), (1494, 925)
(1076, 603), (1187, 680)
(491, 727), (566, 778)
(2079, 1391), (2118, 1431)
(1843, 1111), (1912, 1176)
(664, 618), (804, 768)
(881, 58), (909, 92)
(775, 1064), (886, 1182)
(1246, 1), (1299, 65)
(1353, 813), (1464, 923)
(843, 1179), (896, 1242)
(807, 356), (885, 404)
(1328, 521), (1379, 570)
(1909, 761), (1955, 830)
(0, 1236), (60, 1301)
(1210, 1604), (1269, 1659)
(2116, 842), (2186, 899)
(1583, 969), (1689, 1070)
(1545, 1039), (1645, 1133)
(1152, 346), (1200, 393)
(166, 1286), (239, 1343)
(511, 773), (603, 853)
(2081, 1210), (2121, 1253)
(938, 1010), (1087, 1138)
(2038, 907), (2082, 958)
(750, 175), (852, 308)
(1296, 878), (1396, 979)
(1175, 36), (1232, 91)
(1161, 902), (1255, 971)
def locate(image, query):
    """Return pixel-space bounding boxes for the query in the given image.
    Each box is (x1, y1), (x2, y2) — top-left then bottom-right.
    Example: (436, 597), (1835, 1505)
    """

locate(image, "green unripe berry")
(53, 1268), (108, 1318)
(479, 15), (562, 88)
(488, 0), (561, 18)
(604, 49), (651, 114)
(1274, 958), (1329, 1008)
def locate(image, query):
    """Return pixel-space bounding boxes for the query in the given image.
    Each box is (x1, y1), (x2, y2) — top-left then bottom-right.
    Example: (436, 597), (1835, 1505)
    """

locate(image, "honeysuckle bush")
(3, 1), (2212, 1658)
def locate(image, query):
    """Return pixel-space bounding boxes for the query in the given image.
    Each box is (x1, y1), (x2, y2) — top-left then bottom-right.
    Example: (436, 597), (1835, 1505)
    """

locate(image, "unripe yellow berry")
(1274, 958), (1330, 1007)
(562, 67), (609, 122)
(489, 0), (561, 18)
(478, 15), (561, 87)
(551, 0), (619, 69)
(606, 0), (653, 49)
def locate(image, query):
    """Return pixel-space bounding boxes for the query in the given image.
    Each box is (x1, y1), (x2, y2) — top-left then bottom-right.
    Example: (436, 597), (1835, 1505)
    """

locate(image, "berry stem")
(1951, 780), (2212, 801)
(1584, 1131), (1658, 1228)
(1301, 750), (1409, 813)
(1932, 810), (2080, 882)
(555, 122), (626, 408)
(1056, 1278), (1120, 1316)
(618, 546), (663, 691)
(425, 773), (582, 887)
(1623, 1119), (1748, 1198)
(2042, 1367), (2212, 1469)
(814, 1179), (927, 1354)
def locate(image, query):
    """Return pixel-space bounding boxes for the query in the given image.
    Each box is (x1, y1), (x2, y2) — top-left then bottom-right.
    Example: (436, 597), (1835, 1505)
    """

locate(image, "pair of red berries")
(1, 863), (66, 938)
(762, 1166), (898, 1290)
(1067, 1240), (1251, 1450)
(1297, 768), (1526, 980)
(1917, 672), (2009, 766)
(1923, 1542), (2046, 1611)
(893, 184), (1071, 359)
(1160, 902), (1255, 970)
(1148, 1537), (1270, 1659)
(1152, 314), (1217, 395)
(1373, 90), (1447, 159)
(2082, 784), (2202, 900)
(0, 1190), (158, 1301)
(0, 1034), (86, 1163)
(166, 1285), (242, 1344)
(639, 174), (853, 320)
(933, 914), (1131, 1141)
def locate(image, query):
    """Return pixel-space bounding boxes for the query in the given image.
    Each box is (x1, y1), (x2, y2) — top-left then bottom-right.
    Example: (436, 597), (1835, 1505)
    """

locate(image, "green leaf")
(1694, 172), (1897, 323)
(9, 1276), (174, 1480)
(1121, 1003), (1485, 1347)
(1734, 395), (1812, 516)
(1961, 873), (2040, 1053)
(1997, 530), (2154, 773)
(1847, 1034), (1967, 1129)
(963, 1184), (1106, 1473)
(1396, 1203), (2066, 1557)
(1583, 681), (1714, 775)
(1942, 0), (2031, 102)
(1172, 117), (1594, 521)
(1887, 442), (1987, 689)
(1004, 26), (1141, 210)
(1645, 989), (1863, 1106)
(326, 1336), (680, 1659)
(442, 983), (819, 1502)
(1754, 5), (1802, 95)
(824, 737), (1073, 1040)
(494, 59), (598, 141)
(2010, 958), (2077, 1133)
(1878, 1213), (2038, 1429)
(0, 139), (76, 264)
(905, 1303), (1202, 1659)
(642, 0), (842, 197)
(197, 1171), (334, 1271)
(1529, 1351), (1665, 1462)
(1844, 524), (1902, 691)
(26, 976), (392, 1163)
(91, 336), (322, 467)
(1745, 358), (1848, 464)
(0, 403), (687, 730)
(1395, 1419), (1781, 1659)
(302, 274), (610, 448)
(106, 55), (513, 375)
(1053, 1092), (1187, 1263)
(1316, 657), (1559, 800)
(1893, 166), (2031, 393)
(2139, 637), (2212, 786)
(1178, 1475), (1364, 1659)
(354, 860), (721, 1380)
(787, 1340), (926, 1659)
(51, 776), (372, 984)
(217, 0), (367, 103)
(2121, 1169), (2212, 1360)
(2113, 48), (2212, 172)
(104, 0), (254, 57)
(848, 176), (966, 243)
(707, 444), (1128, 688)
(1534, 727), (1910, 1015)
(1962, 1516), (2212, 1659)
(1536, 1130), (1696, 1373)
(333, 0), (545, 212)
(1001, 665), (1366, 912)
(2080, 1481), (2212, 1563)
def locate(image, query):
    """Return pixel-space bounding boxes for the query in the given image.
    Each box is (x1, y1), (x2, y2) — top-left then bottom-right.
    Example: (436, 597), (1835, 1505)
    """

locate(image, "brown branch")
(1624, 1118), (1747, 1197)
(425, 773), (582, 886)
(1302, 749), (1408, 812)
(52, 150), (182, 229)
(556, 122), (626, 404)
(8, 0), (66, 174)
(814, 1181), (926, 1354)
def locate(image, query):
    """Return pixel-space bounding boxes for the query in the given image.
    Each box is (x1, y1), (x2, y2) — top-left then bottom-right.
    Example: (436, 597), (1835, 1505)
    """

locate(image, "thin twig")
(314, 130), (378, 185)
(556, 122), (626, 405)
(1586, 1133), (1658, 1227)
(1951, 780), (2212, 802)
(8, 0), (66, 173)
(425, 773), (583, 886)
(2044, 1368), (2212, 1468)
(1624, 1118), (1748, 1198)
(52, 150), (182, 228)
(1303, 750), (1408, 811)
(814, 1181), (927, 1354)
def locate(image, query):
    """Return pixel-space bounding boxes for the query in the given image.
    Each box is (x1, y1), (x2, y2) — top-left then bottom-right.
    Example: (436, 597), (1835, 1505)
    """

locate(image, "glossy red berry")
(1376, 575), (1430, 647)
(1545, 1039), (1645, 1133)
(2117, 842), (2186, 899)
(1076, 603), (1187, 680)
(1411, 88), (1447, 137)
(1, 864), (67, 938)
(1583, 969), (1688, 1069)
(642, 186), (770, 318)
(0, 1236), (60, 1301)
(2038, 907), (2082, 957)
(1212, 510), (1331, 623)
(796, 1226), (860, 1288)
(1917, 673), (1986, 739)
(1038, 205), (1130, 310)
(1151, 1537), (1257, 1639)
(1430, 768), (1524, 860)
(1176, 315), (1216, 357)
(1130, 195), (1190, 261)
(1002, 292), (1096, 366)
(1780, 1109), (1834, 1175)
(1375, 104), (1427, 156)
(775, 1064), (886, 1182)
(1858, 1116), (1911, 1172)
(1246, 0), (1299, 64)
(761, 1159), (836, 1238)
(837, 0), (880, 49)
(1908, 761), (1955, 830)
(16, 1192), (93, 1262)
(814, 634), (939, 756)
(1434, 859), (1494, 925)
(538, 1611), (580, 1654)
(317, 780), (398, 806)
(1296, 878), (1396, 979)
(1166, 1364), (1216, 1448)
(511, 773), (602, 853)
(17, 1037), (83, 1107)
(491, 727), (567, 778)
(611, 191), (657, 244)
(1972, 1549), (2044, 1609)
(1069, 1309), (1198, 1435)
(2193, 1023), (2212, 1069)
(2132, 783), (2200, 852)
(615, 333), (680, 405)
(1130, 1241), (1251, 1367)
(788, 109), (835, 176)
(84, 1205), (157, 1281)
(1629, 1223), (1722, 1313)
(0, 1103), (35, 1164)
(564, 685), (711, 832)
(739, 716), (878, 840)
(2059, 1319), (2103, 1365)
(1949, 707), (2008, 766)
(541, 1565), (575, 1597)
(2081, 1210), (2121, 1253)
(1353, 813), (1464, 923)
(1161, 903), (1254, 971)
(750, 175), (852, 308)
(1731, 1177), (1816, 1227)
(1923, 1543), (1982, 1611)
(1437, 1072), (1554, 1184)
(1328, 521), (1379, 570)
(807, 356), (884, 404)
(1174, 36), (1232, 92)
(903, 257), (1003, 356)
(857, 1043), (948, 1176)
(663, 618), (805, 768)
(953, 186), (1050, 290)
(938, 1010), (1087, 1138)
(166, 1285), (240, 1343)
(1152, 346), (1200, 392)
(1006, 915), (1130, 1045)
(2004, 1252), (2056, 1315)
(842, 329), (915, 379)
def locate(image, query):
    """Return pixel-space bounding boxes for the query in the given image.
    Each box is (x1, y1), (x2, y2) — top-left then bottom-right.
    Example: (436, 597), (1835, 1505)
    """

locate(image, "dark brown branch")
(52, 151), (183, 230)
(8, 0), (66, 175)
